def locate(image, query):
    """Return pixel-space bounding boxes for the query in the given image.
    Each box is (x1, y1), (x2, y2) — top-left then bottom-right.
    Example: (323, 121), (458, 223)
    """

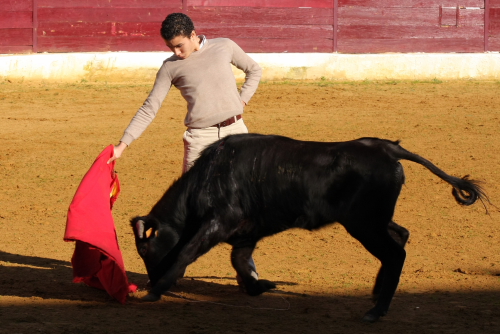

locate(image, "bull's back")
(192, 134), (403, 231)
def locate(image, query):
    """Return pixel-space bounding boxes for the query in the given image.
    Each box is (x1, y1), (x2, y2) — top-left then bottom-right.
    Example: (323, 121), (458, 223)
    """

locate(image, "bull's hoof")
(361, 307), (386, 323)
(361, 313), (380, 323)
(141, 293), (161, 302)
(246, 279), (276, 296)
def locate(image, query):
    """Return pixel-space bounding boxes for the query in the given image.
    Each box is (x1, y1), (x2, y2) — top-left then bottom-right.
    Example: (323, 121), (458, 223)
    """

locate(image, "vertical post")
(333, 0), (338, 52)
(32, 0), (38, 53)
(485, 0), (490, 52)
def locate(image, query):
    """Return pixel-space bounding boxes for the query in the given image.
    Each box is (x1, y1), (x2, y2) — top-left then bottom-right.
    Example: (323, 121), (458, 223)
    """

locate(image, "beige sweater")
(120, 37), (262, 146)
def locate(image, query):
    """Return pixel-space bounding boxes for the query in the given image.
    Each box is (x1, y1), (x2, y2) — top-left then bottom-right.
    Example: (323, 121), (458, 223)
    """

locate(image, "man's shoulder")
(163, 54), (181, 64)
(207, 37), (236, 47)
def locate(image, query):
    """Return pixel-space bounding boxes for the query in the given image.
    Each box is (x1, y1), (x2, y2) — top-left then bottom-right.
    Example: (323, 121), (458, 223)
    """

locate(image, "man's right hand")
(107, 142), (128, 164)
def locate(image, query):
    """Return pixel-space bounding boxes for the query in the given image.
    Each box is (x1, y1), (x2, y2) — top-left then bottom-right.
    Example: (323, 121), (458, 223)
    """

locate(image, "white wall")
(1, 52), (500, 82)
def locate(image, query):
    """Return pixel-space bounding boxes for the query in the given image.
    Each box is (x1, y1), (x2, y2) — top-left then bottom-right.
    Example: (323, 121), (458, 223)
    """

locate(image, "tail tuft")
(451, 176), (487, 206)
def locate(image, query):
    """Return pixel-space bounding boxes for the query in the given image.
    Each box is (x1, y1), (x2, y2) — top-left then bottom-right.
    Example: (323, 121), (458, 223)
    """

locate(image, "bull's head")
(130, 216), (180, 283)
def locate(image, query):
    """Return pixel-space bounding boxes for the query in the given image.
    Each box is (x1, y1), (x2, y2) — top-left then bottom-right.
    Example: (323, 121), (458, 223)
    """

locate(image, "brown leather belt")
(213, 114), (242, 128)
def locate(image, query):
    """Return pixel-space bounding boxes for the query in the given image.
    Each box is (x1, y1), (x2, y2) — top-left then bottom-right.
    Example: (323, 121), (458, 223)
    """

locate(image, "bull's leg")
(231, 246), (276, 296)
(345, 223), (406, 323)
(235, 255), (259, 288)
(372, 221), (410, 301)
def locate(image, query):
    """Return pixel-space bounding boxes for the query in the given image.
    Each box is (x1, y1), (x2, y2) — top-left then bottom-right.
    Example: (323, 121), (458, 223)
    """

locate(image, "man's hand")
(107, 142), (128, 164)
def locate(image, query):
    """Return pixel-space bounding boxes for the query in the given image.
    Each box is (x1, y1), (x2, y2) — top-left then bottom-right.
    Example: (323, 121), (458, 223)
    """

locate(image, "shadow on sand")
(0, 250), (499, 334)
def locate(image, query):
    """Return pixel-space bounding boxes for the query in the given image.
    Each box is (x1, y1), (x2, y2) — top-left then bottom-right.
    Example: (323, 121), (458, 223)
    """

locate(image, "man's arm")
(108, 63), (173, 163)
(229, 40), (262, 104)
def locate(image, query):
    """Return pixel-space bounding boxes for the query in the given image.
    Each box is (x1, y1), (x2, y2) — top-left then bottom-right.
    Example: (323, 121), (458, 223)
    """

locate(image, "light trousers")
(182, 118), (248, 173)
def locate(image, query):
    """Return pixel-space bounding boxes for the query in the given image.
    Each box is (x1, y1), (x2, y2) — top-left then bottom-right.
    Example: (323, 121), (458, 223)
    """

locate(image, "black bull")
(131, 134), (486, 322)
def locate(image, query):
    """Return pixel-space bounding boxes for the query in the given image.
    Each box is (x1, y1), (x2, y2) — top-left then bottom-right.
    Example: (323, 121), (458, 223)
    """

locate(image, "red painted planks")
(488, 37), (500, 50)
(3, 0), (33, 11)
(338, 37), (485, 53)
(196, 24), (333, 39)
(0, 45), (33, 53)
(339, 7), (440, 26)
(339, 0), (484, 8)
(339, 7), (483, 27)
(490, 8), (500, 34)
(186, 6), (333, 25)
(0, 28), (32, 46)
(38, 22), (161, 37)
(339, 25), (484, 39)
(0, 11), (33, 29)
(232, 37), (333, 52)
(37, 8), (175, 23)
(38, 0), (182, 9)
(187, 0), (334, 8)
(456, 8), (485, 26)
(37, 36), (166, 52)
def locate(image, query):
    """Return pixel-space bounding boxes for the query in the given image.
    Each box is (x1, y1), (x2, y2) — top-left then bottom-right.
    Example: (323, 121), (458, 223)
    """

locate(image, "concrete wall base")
(1, 52), (499, 82)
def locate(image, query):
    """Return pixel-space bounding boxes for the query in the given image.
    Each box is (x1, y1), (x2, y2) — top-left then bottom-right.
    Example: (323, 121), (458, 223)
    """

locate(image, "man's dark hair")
(160, 13), (195, 41)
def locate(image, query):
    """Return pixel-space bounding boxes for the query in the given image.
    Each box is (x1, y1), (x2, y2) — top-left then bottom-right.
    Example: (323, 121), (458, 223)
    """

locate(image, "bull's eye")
(139, 246), (147, 257)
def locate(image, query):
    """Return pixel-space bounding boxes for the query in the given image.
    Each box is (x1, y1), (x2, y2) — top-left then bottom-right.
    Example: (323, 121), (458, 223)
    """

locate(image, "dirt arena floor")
(0, 79), (499, 333)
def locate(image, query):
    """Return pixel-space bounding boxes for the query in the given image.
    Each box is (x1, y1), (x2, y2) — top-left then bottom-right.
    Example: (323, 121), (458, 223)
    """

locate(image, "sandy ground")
(0, 79), (499, 333)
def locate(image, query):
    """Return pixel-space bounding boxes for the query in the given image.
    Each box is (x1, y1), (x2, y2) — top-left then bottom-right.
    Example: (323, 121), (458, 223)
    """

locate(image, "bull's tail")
(385, 140), (488, 207)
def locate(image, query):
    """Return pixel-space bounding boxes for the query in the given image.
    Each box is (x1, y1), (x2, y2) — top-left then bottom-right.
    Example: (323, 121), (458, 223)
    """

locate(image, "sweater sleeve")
(229, 40), (262, 105)
(120, 64), (172, 146)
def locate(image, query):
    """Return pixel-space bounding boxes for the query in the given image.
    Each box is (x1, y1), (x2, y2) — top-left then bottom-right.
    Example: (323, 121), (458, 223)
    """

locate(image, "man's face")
(165, 31), (200, 59)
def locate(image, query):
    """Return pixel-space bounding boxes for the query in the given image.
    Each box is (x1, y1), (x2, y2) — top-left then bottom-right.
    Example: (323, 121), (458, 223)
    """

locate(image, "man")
(108, 12), (261, 284)
(108, 12), (262, 172)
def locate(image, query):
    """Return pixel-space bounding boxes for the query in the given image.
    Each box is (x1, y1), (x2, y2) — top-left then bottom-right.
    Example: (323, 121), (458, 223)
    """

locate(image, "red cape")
(64, 145), (137, 303)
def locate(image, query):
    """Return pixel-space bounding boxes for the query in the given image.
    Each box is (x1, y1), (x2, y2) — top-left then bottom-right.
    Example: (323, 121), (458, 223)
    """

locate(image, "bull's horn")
(145, 228), (153, 238)
(136, 220), (145, 239)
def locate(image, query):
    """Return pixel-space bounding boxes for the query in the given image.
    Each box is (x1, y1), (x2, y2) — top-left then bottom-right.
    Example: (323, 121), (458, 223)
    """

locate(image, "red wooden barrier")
(0, 0), (33, 53)
(1, 0), (499, 54)
(337, 0), (486, 53)
(489, 0), (500, 50)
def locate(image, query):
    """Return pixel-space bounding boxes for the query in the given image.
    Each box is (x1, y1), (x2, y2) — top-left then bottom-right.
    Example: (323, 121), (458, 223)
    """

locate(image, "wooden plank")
(488, 37), (500, 50)
(186, 6), (333, 25)
(457, 8), (484, 26)
(38, 22), (161, 37)
(196, 24), (333, 39)
(37, 8), (176, 23)
(338, 7), (483, 26)
(334, 0), (338, 51)
(36, 33), (333, 53)
(0, 45), (33, 53)
(339, 7), (440, 26)
(339, 0), (484, 8)
(338, 25), (484, 39)
(187, 0), (334, 8)
(3, 0), (33, 11)
(338, 37), (484, 53)
(490, 0), (500, 7)
(231, 37), (333, 52)
(33, 0), (39, 53)
(490, 8), (500, 34)
(38, 21), (334, 39)
(37, 36), (166, 52)
(0, 11), (33, 29)
(0, 28), (33, 46)
(38, 0), (182, 8)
